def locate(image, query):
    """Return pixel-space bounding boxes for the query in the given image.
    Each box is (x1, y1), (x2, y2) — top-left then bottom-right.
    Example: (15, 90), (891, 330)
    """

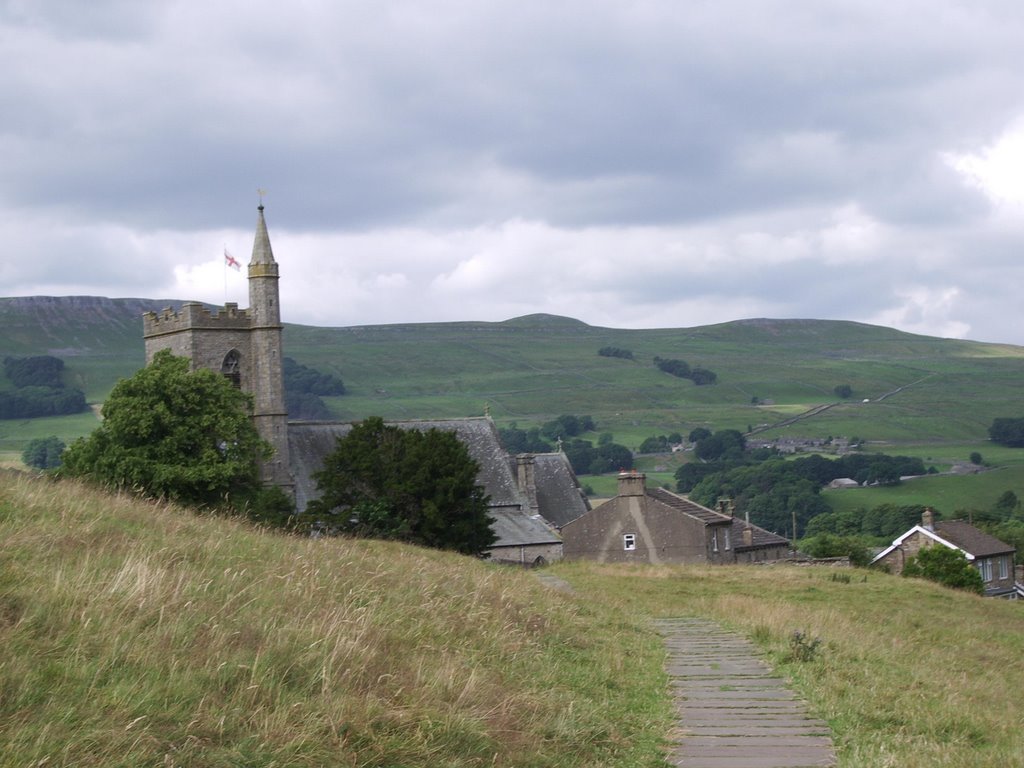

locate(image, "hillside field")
(3, 471), (1023, 767)
(3, 297), (1024, 509)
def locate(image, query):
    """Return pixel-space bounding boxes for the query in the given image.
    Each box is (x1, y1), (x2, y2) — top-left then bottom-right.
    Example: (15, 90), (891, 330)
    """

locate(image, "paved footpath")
(654, 618), (837, 768)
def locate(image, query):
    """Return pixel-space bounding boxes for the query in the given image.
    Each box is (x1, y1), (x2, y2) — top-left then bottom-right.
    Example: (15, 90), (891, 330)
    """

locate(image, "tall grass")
(552, 561), (1024, 768)
(0, 472), (670, 767)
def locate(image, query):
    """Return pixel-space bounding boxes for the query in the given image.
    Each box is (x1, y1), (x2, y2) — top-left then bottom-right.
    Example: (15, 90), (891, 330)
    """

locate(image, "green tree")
(22, 435), (65, 470)
(988, 417), (1024, 447)
(833, 384), (853, 399)
(688, 427), (712, 443)
(993, 490), (1020, 518)
(308, 416), (495, 555)
(61, 350), (277, 514)
(902, 546), (984, 594)
(799, 533), (871, 566)
(969, 451), (983, 466)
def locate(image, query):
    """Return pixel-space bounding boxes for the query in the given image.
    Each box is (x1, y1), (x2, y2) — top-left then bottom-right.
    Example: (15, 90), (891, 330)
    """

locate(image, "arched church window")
(221, 349), (242, 389)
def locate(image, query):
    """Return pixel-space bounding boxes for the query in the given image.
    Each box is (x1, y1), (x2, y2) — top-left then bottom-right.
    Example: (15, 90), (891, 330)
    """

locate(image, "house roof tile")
(934, 520), (1015, 557)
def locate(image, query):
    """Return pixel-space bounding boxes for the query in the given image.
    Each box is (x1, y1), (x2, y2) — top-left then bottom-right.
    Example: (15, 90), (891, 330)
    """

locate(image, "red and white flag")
(224, 249), (242, 271)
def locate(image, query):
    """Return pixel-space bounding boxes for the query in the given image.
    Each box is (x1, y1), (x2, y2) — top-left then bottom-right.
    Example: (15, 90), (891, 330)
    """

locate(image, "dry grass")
(0, 472), (670, 767)
(552, 561), (1024, 768)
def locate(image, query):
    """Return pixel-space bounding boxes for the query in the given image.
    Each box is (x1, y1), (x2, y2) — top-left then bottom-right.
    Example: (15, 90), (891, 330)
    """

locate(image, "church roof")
(250, 205), (276, 265)
(532, 452), (591, 527)
(287, 418), (570, 549)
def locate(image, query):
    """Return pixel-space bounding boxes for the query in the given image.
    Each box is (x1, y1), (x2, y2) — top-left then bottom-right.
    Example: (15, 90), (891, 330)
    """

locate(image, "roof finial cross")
(257, 187), (267, 208)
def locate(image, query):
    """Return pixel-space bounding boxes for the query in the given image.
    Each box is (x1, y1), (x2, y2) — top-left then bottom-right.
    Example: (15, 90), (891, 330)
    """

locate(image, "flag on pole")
(224, 249), (242, 271)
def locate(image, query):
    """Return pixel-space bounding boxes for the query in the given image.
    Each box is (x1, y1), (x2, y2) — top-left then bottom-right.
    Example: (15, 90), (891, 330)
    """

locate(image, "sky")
(2, 1), (1024, 344)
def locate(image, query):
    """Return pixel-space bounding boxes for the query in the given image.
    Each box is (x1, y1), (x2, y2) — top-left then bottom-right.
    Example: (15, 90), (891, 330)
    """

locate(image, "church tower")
(142, 203), (294, 497)
(247, 204), (293, 492)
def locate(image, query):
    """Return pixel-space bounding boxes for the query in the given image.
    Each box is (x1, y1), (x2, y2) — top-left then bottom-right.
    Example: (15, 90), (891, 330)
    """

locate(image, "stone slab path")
(654, 618), (837, 768)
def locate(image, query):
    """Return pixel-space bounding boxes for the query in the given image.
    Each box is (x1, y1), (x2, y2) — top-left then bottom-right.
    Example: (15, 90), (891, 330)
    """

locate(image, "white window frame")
(999, 556), (1010, 580)
(979, 558), (993, 583)
(712, 529), (719, 553)
(623, 533), (636, 551)
(724, 528), (731, 551)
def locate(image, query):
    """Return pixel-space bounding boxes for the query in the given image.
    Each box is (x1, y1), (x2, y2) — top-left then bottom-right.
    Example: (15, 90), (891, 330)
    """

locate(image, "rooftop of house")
(934, 520), (1015, 558)
(646, 487), (733, 526)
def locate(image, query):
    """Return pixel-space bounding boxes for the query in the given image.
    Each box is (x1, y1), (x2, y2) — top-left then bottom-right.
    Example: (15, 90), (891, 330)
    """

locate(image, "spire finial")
(257, 187), (267, 209)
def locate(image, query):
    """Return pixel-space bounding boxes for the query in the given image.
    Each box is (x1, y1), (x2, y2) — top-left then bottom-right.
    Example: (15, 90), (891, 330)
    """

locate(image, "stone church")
(142, 205), (588, 563)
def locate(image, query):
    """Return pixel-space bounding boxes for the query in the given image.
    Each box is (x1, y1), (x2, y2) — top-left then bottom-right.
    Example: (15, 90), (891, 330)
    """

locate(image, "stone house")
(560, 471), (789, 565)
(872, 508), (1018, 597)
(143, 204), (589, 562)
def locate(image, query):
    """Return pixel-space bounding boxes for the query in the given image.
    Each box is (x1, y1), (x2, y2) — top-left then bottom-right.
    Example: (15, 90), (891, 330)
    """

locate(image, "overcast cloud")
(2, 1), (1024, 343)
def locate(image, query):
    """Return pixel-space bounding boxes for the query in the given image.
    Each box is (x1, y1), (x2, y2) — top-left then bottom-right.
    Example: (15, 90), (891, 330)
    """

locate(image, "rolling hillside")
(2, 295), (1024, 471)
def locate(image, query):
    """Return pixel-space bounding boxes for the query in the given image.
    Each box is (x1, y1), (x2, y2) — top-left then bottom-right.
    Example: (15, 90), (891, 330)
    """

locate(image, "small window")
(221, 349), (242, 389)
(623, 534), (636, 551)
(724, 529), (731, 551)
(999, 556), (1010, 580)
(712, 529), (719, 553)
(979, 559), (993, 583)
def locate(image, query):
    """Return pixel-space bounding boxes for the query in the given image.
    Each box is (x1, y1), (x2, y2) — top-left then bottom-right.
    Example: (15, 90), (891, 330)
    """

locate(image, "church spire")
(250, 204), (277, 266)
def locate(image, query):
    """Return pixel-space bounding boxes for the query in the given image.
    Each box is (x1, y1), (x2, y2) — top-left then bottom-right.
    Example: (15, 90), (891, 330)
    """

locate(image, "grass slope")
(553, 560), (1024, 768)
(0, 471), (669, 767)
(4, 471), (1021, 768)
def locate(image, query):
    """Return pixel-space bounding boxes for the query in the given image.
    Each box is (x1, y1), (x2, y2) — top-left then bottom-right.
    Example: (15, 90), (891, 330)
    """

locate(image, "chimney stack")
(516, 454), (540, 513)
(922, 507), (935, 531)
(617, 470), (646, 497)
(742, 525), (754, 547)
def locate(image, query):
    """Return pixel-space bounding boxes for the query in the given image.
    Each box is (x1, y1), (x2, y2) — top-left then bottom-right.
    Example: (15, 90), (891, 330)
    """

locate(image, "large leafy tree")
(308, 416), (495, 555)
(902, 546), (984, 594)
(61, 350), (276, 512)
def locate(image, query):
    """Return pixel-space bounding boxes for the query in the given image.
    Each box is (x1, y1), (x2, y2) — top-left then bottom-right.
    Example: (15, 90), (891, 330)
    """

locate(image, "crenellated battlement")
(142, 301), (252, 338)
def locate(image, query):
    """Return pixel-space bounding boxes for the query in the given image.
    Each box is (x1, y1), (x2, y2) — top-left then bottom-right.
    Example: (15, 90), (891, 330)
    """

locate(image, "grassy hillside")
(0, 471), (669, 767)
(4, 471), (1023, 767)
(3, 297), (1024, 496)
(553, 560), (1024, 768)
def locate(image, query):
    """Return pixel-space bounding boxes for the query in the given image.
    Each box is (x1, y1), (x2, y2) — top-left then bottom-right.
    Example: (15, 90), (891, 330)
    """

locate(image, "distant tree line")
(637, 432), (683, 453)
(989, 417), (1024, 448)
(653, 357), (717, 386)
(0, 356), (87, 419)
(805, 503), (934, 540)
(4, 355), (66, 388)
(598, 346), (634, 360)
(283, 357), (345, 420)
(497, 413), (633, 475)
(677, 441), (929, 537)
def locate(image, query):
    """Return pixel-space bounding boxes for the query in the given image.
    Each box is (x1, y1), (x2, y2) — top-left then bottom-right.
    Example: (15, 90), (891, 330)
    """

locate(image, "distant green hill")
(3, 296), (1024, 471)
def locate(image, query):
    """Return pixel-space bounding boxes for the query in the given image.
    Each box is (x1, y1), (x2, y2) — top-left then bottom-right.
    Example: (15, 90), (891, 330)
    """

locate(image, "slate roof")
(286, 418), (565, 550)
(728, 518), (790, 551)
(646, 487), (733, 525)
(934, 521), (1015, 557)
(532, 452), (591, 527)
(489, 508), (561, 547)
(288, 417), (526, 513)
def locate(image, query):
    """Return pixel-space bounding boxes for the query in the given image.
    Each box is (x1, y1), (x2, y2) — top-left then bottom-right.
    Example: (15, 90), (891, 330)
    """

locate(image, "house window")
(979, 558), (993, 583)
(623, 534), (636, 551)
(712, 530), (719, 553)
(724, 529), (731, 551)
(999, 556), (1010, 580)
